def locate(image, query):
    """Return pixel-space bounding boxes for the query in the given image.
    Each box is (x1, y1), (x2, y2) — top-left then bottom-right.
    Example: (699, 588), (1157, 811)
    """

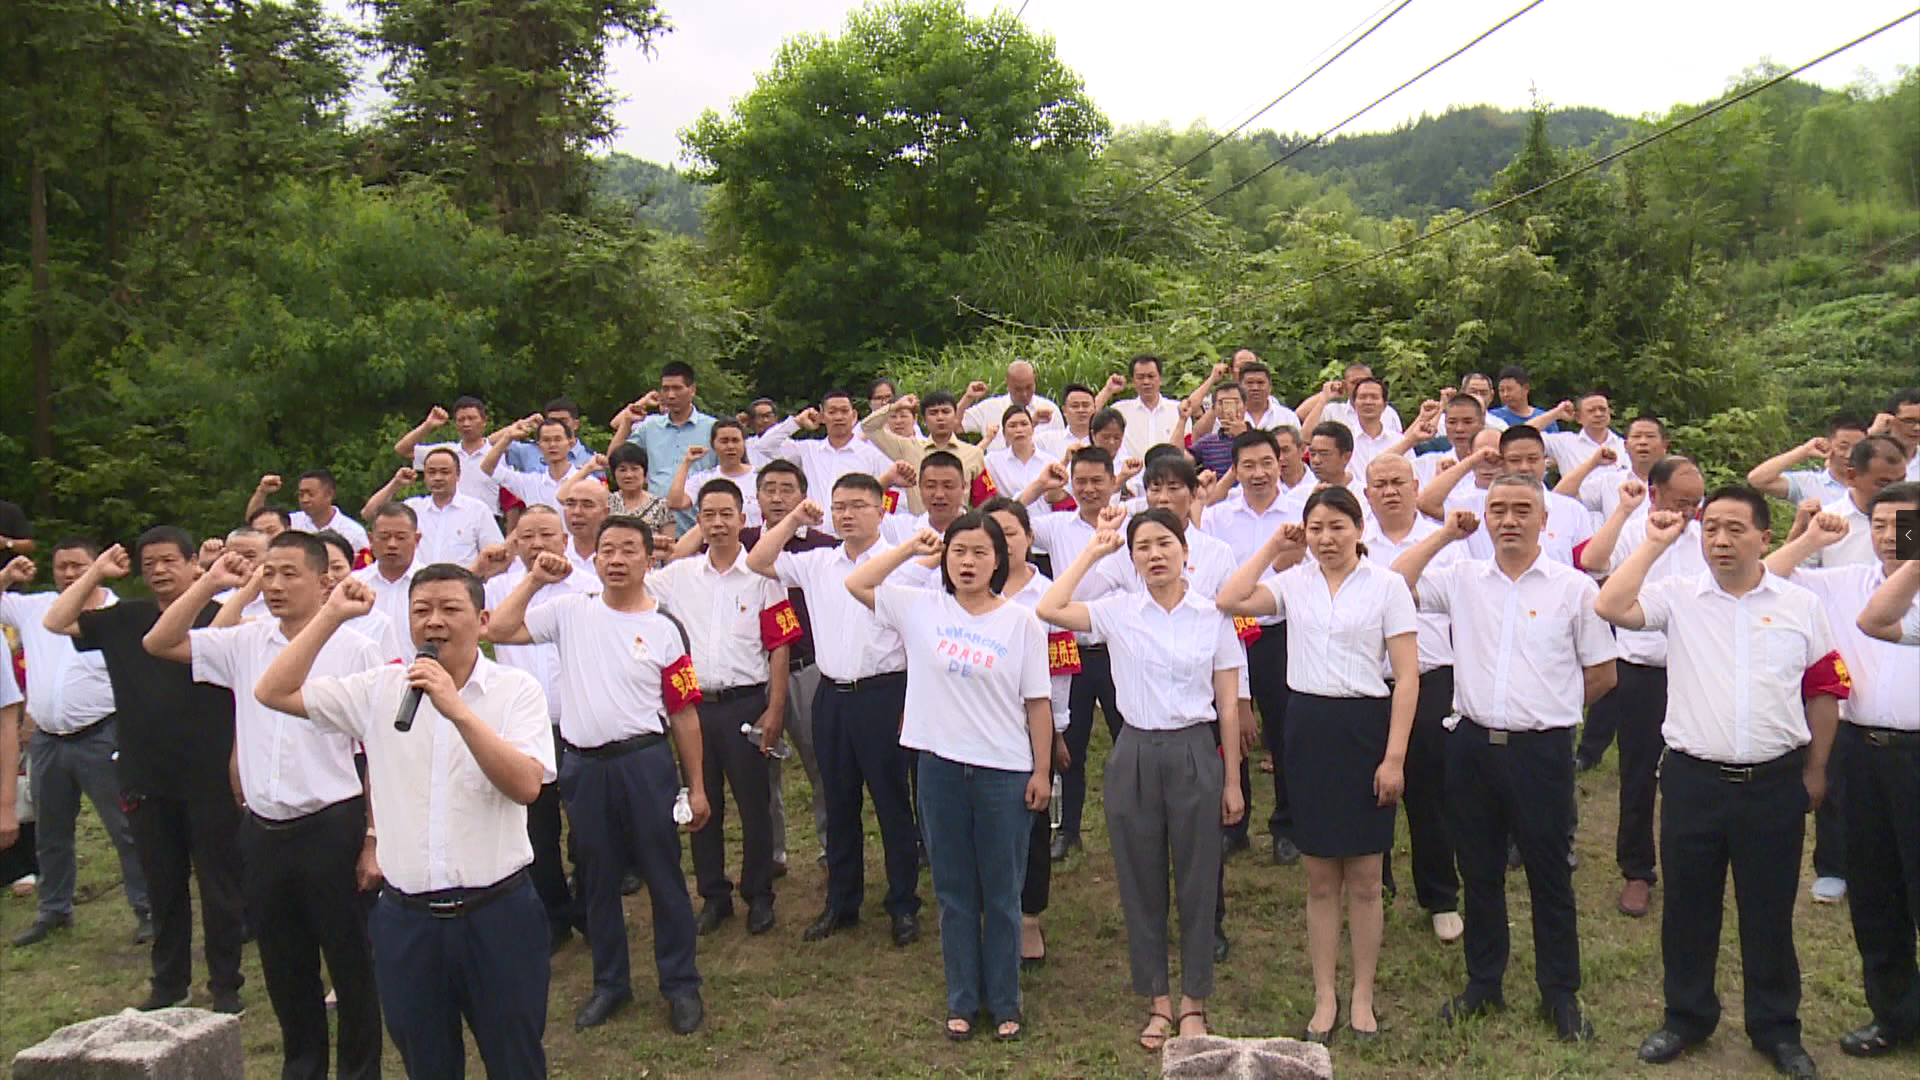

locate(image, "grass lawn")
(3, 725), (1913, 1079)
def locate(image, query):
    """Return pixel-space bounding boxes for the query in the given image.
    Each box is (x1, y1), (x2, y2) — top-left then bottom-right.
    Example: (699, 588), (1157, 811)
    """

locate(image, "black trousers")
(1022, 763), (1053, 916)
(1659, 749), (1808, 1050)
(557, 740), (700, 999)
(1576, 683), (1623, 767)
(692, 688), (776, 906)
(1448, 720), (1580, 1005)
(1399, 666), (1458, 913)
(815, 675), (921, 919)
(1612, 662), (1669, 884)
(369, 876), (549, 1080)
(1813, 733), (1850, 880)
(126, 786), (246, 999)
(1247, 625), (1291, 840)
(240, 798), (381, 1080)
(527, 727), (582, 936)
(1841, 725), (1920, 1037)
(1061, 645), (1123, 842)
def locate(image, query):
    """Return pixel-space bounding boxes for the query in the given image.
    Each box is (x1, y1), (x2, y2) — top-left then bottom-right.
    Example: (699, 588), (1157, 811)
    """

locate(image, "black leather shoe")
(621, 871), (642, 896)
(695, 899), (733, 936)
(1638, 1028), (1696, 1064)
(890, 913), (920, 947)
(746, 897), (775, 935)
(1767, 1042), (1818, 1079)
(1271, 835), (1301, 866)
(1049, 833), (1079, 862)
(573, 990), (632, 1030)
(1223, 831), (1251, 857)
(802, 907), (857, 942)
(667, 992), (704, 1035)
(1543, 999), (1594, 1043)
(135, 988), (190, 1011)
(10, 915), (72, 947)
(1507, 840), (1524, 869)
(1839, 1021), (1907, 1058)
(210, 992), (245, 1016)
(771, 859), (789, 879)
(133, 913), (154, 945)
(1213, 926), (1230, 964)
(1438, 991), (1504, 1025)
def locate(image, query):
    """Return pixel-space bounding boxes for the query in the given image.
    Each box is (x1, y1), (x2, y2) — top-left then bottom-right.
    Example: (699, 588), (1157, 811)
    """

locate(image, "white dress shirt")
(302, 658), (555, 892)
(524, 593), (694, 747)
(876, 584), (1050, 771)
(191, 620), (384, 821)
(344, 608), (405, 664)
(649, 548), (790, 691)
(964, 393), (1065, 451)
(1322, 401), (1403, 436)
(1006, 572), (1072, 733)
(1262, 560), (1417, 698)
(1086, 588), (1246, 729)
(1901, 605), (1920, 645)
(1029, 510), (1128, 642)
(1345, 424), (1401, 483)
(405, 493), (505, 567)
(488, 464), (572, 511)
(411, 441), (497, 503)
(1093, 525), (1237, 600)
(1112, 396), (1183, 461)
(1362, 517), (1460, 673)
(1243, 402), (1303, 433)
(985, 445), (1058, 515)
(1806, 494), (1875, 568)
(1544, 428), (1626, 479)
(1411, 552), (1619, 730)
(1595, 515), (1708, 667)
(684, 466), (762, 527)
(1777, 562), (1918, 732)
(0, 589), (118, 733)
(773, 544), (908, 681)
(290, 509), (370, 555)
(352, 562), (423, 662)
(484, 564), (597, 723)
(755, 419), (895, 536)
(1638, 571), (1840, 761)
(1202, 491), (1303, 625)
(0, 647), (18, 710)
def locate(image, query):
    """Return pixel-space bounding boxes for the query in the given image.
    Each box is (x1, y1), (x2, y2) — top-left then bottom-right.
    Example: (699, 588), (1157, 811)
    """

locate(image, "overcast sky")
(335, 1), (1919, 166)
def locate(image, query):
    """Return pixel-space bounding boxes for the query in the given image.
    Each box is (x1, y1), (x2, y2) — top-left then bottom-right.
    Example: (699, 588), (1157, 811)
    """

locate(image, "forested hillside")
(3, 0), (1915, 548)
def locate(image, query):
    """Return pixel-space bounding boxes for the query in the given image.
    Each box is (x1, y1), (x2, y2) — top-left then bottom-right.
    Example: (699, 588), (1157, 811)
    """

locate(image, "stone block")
(1162, 1034), (1337, 1079)
(12, 1008), (244, 1080)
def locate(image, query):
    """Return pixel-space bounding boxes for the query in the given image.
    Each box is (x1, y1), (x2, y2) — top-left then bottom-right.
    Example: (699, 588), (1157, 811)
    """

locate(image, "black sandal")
(944, 1015), (974, 1042)
(995, 1016), (1024, 1042)
(1140, 1010), (1174, 1051)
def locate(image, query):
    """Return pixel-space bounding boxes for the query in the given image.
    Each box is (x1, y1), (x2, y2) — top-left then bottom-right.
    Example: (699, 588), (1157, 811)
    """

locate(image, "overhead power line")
(952, 6), (1920, 337)
(1102, 0), (1416, 215)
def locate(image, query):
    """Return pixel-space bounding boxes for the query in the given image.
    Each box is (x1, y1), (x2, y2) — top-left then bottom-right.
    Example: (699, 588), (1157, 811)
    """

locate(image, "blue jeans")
(917, 752), (1034, 1023)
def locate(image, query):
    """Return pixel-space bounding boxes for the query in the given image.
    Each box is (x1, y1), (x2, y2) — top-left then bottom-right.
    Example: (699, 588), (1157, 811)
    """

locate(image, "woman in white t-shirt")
(667, 419), (762, 527)
(1218, 486), (1418, 1042)
(845, 512), (1053, 1043)
(1036, 507), (1247, 1051)
(980, 497), (1073, 969)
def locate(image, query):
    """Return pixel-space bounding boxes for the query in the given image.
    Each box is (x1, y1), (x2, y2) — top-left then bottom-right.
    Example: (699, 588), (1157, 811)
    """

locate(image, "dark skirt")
(1283, 692), (1395, 858)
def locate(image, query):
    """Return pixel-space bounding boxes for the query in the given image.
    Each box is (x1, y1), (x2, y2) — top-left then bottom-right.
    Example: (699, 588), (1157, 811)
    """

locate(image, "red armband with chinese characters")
(760, 600), (804, 650)
(971, 470), (998, 506)
(883, 489), (901, 514)
(1232, 615), (1263, 644)
(1802, 650), (1852, 701)
(662, 654), (704, 713)
(1046, 631), (1082, 676)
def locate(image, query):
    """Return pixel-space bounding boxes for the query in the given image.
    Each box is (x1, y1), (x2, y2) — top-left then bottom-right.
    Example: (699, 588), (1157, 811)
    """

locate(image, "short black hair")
(1143, 455), (1198, 492)
(938, 512), (1010, 595)
(1446, 393), (1485, 415)
(1212, 381), (1245, 402)
(1701, 485), (1771, 531)
(542, 397), (581, 419)
(920, 450), (966, 481)
(1886, 387), (1920, 413)
(660, 361), (696, 384)
(1069, 445), (1115, 475)
(1648, 455), (1698, 490)
(371, 502), (418, 528)
(756, 458), (806, 493)
(1089, 408), (1126, 437)
(608, 442), (649, 473)
(1499, 424), (1547, 452)
(696, 477), (744, 510)
(50, 535), (101, 559)
(1129, 354), (1162, 375)
(866, 379), (896, 399)
(1349, 376), (1387, 399)
(250, 506), (293, 529)
(1869, 480), (1920, 513)
(821, 388), (854, 407)
(1061, 383), (1095, 403)
(422, 446), (461, 472)
(1852, 434), (1907, 472)
(1626, 414), (1668, 441)
(977, 495), (1032, 537)
(451, 395), (487, 417)
(597, 515), (654, 552)
(749, 397), (777, 413)
(1826, 413), (1869, 437)
(135, 525), (195, 565)
(920, 390), (958, 414)
(409, 563), (485, 611)
(1237, 361), (1270, 381)
(832, 473), (886, 501)
(710, 417), (746, 441)
(1231, 429), (1281, 464)
(268, 531), (330, 574)
(1125, 507), (1186, 548)
(1575, 388), (1610, 407)
(299, 469), (336, 492)
(1000, 403), (1032, 426)
(536, 417), (570, 440)
(1302, 486), (1366, 531)
(312, 530), (355, 567)
(1495, 364), (1530, 386)
(1310, 421), (1354, 456)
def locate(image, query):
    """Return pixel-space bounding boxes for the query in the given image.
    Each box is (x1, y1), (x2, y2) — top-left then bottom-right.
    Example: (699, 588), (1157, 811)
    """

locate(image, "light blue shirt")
(504, 439), (595, 473)
(632, 409), (715, 528)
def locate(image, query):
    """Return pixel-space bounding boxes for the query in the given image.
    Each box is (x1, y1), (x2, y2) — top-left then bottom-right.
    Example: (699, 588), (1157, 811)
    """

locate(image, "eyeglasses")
(830, 502), (878, 514)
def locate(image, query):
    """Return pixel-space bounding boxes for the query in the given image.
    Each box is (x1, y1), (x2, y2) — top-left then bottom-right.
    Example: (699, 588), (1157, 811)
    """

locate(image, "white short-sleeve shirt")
(412, 441), (497, 503)
(301, 658), (554, 893)
(1086, 588), (1246, 730)
(1638, 571), (1839, 761)
(1543, 428), (1626, 479)
(1321, 402), (1403, 438)
(649, 548), (791, 691)
(1005, 572), (1072, 733)
(1597, 516), (1708, 667)
(1362, 517), (1459, 673)
(684, 467), (761, 528)
(1093, 525), (1237, 601)
(1261, 560), (1417, 698)
(190, 620), (385, 821)
(291, 509), (370, 555)
(875, 584), (1050, 771)
(1412, 553), (1618, 730)
(1805, 495), (1874, 568)
(0, 648), (19, 710)
(0, 589), (118, 733)
(1201, 491), (1304, 625)
(484, 564), (597, 723)
(524, 593), (694, 746)
(964, 393), (1065, 451)
(1782, 468), (1849, 508)
(351, 563), (422, 662)
(1778, 562), (1919, 732)
(405, 494), (505, 567)
(1900, 604), (1920, 645)
(772, 544), (907, 681)
(1112, 397), (1183, 461)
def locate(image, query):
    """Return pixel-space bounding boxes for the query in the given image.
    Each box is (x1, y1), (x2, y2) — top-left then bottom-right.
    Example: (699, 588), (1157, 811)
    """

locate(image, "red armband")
(1046, 631), (1082, 676)
(1232, 615), (1263, 644)
(883, 489), (901, 514)
(1570, 539), (1591, 571)
(662, 654), (704, 713)
(760, 599), (804, 651)
(498, 487), (526, 513)
(352, 548), (374, 570)
(1802, 650), (1852, 701)
(971, 470), (998, 506)
(1049, 495), (1078, 512)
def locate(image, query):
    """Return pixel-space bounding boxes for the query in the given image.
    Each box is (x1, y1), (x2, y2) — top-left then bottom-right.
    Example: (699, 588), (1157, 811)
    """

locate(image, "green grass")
(3, 727), (1914, 1078)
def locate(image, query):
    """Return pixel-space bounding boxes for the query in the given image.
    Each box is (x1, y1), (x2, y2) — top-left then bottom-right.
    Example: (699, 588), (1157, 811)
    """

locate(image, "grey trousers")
(29, 721), (150, 920)
(1105, 724), (1224, 999)
(771, 663), (828, 860)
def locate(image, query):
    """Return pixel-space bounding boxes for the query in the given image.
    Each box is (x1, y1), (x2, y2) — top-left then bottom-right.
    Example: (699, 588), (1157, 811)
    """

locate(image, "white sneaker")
(1432, 911), (1465, 942)
(1811, 877), (1847, 904)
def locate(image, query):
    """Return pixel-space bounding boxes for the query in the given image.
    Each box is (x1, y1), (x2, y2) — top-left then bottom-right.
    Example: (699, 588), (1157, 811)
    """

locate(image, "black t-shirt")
(74, 599), (234, 798)
(0, 499), (30, 541)
(738, 526), (840, 666)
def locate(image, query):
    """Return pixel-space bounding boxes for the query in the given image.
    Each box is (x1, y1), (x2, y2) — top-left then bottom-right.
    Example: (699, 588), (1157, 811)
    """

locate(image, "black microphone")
(394, 642), (441, 733)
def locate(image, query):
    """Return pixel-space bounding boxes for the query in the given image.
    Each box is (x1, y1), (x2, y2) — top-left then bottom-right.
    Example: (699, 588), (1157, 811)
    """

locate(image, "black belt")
(561, 732), (667, 760)
(1458, 716), (1572, 746)
(707, 684), (766, 704)
(1665, 747), (1806, 784)
(383, 868), (528, 919)
(826, 671), (906, 692)
(1844, 724), (1920, 749)
(247, 796), (365, 832)
(1078, 643), (1107, 654)
(790, 655), (816, 674)
(41, 720), (111, 741)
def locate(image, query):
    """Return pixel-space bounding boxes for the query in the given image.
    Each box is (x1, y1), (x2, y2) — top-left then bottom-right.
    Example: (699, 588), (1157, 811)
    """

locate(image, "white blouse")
(1261, 560), (1417, 698)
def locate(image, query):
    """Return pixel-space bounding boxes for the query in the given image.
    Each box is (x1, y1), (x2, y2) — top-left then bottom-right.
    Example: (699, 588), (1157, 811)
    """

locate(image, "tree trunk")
(30, 150), (55, 474)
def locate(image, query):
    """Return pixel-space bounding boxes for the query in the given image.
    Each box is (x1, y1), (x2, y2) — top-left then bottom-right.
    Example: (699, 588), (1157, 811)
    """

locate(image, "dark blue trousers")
(558, 741), (701, 998)
(815, 675), (921, 919)
(369, 876), (549, 1079)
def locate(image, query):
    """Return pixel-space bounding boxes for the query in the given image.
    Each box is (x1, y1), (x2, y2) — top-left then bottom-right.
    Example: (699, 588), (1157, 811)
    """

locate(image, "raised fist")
(0, 555), (36, 587)
(529, 552), (572, 584)
(1442, 510), (1480, 540)
(908, 528), (943, 557)
(426, 405), (450, 427)
(793, 499), (826, 526)
(1033, 406), (1055, 424)
(95, 545), (133, 580)
(327, 575), (377, 618)
(796, 408), (823, 431)
(966, 381), (989, 398)
(1104, 374), (1127, 393)
(682, 445), (709, 465)
(394, 466), (418, 486)
(257, 474), (283, 494)
(1645, 509), (1686, 545)
(1095, 504), (1127, 532)
(1617, 478), (1647, 511)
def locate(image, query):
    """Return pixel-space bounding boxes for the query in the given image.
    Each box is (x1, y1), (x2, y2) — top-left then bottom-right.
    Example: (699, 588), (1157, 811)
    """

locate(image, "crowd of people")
(2, 353), (1918, 1079)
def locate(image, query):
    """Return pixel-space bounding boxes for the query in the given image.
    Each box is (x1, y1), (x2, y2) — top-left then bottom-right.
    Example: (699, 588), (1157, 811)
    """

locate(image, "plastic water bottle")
(672, 787), (693, 826)
(1050, 774), (1063, 831)
(741, 722), (791, 759)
